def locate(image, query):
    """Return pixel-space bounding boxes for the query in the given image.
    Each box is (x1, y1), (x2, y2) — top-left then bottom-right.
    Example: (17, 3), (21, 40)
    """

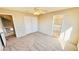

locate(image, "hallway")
(4, 32), (63, 51)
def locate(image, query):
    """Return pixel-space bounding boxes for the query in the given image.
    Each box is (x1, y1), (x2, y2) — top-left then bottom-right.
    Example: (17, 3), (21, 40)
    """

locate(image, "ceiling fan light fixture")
(34, 12), (41, 15)
(33, 8), (45, 15)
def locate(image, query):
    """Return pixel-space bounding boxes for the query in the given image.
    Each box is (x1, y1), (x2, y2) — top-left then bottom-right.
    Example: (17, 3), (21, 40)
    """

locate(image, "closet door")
(24, 16), (32, 34)
(31, 16), (38, 32)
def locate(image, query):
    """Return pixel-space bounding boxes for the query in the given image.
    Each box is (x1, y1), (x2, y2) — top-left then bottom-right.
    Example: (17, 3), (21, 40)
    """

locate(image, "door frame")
(0, 14), (16, 37)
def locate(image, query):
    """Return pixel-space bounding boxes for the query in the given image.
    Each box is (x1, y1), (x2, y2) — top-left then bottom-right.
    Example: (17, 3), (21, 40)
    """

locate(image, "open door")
(52, 15), (64, 49)
(0, 17), (6, 50)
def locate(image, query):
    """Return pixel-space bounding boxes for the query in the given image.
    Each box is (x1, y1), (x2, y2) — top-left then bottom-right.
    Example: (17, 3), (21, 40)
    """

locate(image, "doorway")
(0, 15), (16, 41)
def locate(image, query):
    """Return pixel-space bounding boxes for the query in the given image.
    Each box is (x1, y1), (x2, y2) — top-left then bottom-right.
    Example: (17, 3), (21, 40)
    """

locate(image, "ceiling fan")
(33, 8), (47, 16)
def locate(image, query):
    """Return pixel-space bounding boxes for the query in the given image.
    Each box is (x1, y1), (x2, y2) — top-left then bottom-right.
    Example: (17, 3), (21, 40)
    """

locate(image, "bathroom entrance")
(0, 15), (16, 41)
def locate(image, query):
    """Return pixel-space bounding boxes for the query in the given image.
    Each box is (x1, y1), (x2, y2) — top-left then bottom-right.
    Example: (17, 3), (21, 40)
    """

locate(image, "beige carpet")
(4, 32), (63, 51)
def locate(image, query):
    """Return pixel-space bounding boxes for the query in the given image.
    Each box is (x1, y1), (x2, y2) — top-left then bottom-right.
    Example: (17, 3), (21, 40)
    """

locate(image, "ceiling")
(1, 7), (71, 15)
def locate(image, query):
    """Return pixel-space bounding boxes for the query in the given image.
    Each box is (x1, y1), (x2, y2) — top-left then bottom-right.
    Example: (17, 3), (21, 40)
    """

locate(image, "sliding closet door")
(24, 16), (38, 35)
(24, 16), (32, 34)
(31, 16), (38, 32)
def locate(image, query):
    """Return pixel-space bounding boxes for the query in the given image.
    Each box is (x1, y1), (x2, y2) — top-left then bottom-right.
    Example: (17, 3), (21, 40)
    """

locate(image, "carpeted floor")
(4, 32), (63, 51)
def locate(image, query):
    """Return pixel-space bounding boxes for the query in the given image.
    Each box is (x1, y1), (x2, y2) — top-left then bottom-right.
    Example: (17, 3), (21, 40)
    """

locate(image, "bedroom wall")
(38, 13), (53, 35)
(38, 8), (79, 50)
(0, 8), (38, 38)
(0, 8), (38, 50)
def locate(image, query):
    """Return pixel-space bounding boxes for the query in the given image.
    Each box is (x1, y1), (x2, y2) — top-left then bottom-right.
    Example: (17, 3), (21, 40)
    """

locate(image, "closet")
(24, 16), (38, 35)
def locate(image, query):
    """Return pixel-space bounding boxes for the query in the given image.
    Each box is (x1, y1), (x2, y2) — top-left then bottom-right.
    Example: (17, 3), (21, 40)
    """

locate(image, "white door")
(0, 18), (6, 50)
(31, 16), (38, 32)
(24, 16), (32, 34)
(0, 18), (3, 32)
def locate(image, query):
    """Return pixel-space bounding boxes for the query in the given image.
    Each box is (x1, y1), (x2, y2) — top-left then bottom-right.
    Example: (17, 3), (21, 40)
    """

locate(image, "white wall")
(0, 9), (38, 38)
(12, 14), (26, 37)
(0, 9), (38, 50)
(38, 8), (79, 50)
(38, 14), (53, 35)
